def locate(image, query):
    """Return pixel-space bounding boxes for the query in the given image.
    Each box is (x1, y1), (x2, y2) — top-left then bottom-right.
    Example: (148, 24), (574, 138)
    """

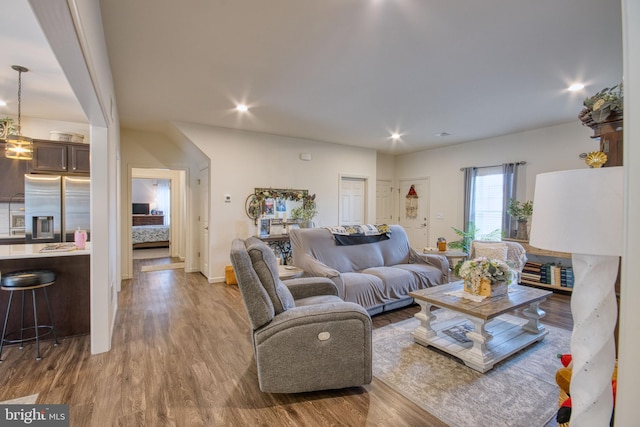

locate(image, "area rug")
(140, 262), (185, 272)
(373, 311), (570, 427)
(0, 394), (38, 404)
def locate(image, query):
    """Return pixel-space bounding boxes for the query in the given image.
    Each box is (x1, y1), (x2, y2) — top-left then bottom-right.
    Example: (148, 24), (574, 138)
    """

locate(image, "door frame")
(124, 167), (188, 280)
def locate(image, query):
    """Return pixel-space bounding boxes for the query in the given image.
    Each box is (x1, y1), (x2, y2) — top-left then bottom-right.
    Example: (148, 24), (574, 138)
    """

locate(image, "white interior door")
(399, 178), (430, 250)
(199, 167), (209, 278)
(376, 180), (393, 224)
(339, 177), (366, 226)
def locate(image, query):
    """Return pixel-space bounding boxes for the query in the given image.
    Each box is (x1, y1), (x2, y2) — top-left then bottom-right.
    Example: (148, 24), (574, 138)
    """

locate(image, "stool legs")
(0, 291), (14, 362)
(0, 287), (58, 362)
(19, 290), (25, 348)
(32, 289), (41, 360)
(42, 287), (59, 346)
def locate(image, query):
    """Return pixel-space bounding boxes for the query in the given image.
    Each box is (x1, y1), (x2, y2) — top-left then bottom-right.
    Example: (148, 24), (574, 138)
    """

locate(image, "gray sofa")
(230, 236), (372, 393)
(290, 225), (449, 315)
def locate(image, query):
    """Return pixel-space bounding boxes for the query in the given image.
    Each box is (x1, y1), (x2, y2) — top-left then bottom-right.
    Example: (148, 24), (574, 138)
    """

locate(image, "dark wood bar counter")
(0, 243), (91, 340)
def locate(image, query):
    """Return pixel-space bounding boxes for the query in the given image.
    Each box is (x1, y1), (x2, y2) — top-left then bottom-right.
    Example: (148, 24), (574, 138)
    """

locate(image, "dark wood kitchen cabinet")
(0, 142), (28, 202)
(31, 140), (90, 175)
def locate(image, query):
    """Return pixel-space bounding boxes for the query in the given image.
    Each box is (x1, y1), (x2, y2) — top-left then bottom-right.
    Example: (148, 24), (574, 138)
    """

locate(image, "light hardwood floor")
(0, 258), (572, 426)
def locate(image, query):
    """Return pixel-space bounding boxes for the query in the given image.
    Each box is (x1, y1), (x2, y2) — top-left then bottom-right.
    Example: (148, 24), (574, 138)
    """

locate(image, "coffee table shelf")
(410, 282), (551, 372)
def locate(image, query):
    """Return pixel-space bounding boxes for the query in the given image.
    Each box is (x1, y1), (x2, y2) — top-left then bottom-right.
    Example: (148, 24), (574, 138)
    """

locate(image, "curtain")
(462, 167), (477, 233)
(156, 179), (171, 226)
(501, 163), (519, 237)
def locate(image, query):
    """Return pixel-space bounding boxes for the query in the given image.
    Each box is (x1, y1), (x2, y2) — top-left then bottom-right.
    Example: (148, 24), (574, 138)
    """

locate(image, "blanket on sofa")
(325, 224), (390, 246)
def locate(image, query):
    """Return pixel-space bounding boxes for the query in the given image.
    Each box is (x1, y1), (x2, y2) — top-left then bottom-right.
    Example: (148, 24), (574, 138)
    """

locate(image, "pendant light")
(5, 65), (33, 160)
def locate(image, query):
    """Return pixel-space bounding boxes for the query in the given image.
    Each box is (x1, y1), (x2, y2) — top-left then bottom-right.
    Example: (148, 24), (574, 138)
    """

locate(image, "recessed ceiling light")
(435, 132), (451, 137)
(568, 83), (585, 91)
(390, 132), (401, 140)
(236, 104), (249, 112)
(0, 100), (6, 107)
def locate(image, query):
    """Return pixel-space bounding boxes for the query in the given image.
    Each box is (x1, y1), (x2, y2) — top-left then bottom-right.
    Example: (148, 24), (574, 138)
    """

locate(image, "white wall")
(376, 153), (396, 181)
(132, 179), (156, 205)
(173, 122), (377, 282)
(29, 0), (121, 354)
(614, 0), (639, 424)
(6, 115), (90, 144)
(395, 121), (599, 245)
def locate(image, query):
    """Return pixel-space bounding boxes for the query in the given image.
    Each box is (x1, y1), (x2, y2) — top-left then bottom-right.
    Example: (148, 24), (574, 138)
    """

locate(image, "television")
(132, 203), (150, 215)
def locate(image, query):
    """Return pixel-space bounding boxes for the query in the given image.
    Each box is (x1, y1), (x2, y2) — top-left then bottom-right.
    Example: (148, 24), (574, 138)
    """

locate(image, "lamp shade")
(529, 167), (623, 256)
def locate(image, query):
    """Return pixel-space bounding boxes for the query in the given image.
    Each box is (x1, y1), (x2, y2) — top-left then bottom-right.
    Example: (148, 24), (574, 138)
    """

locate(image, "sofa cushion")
(391, 264), (445, 289)
(340, 272), (387, 309)
(473, 242), (508, 261)
(361, 266), (420, 299)
(246, 239), (295, 313)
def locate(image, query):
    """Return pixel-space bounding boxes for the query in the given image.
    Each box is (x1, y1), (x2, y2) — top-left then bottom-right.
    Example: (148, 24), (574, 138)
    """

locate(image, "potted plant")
(448, 222), (501, 276)
(290, 203), (318, 228)
(507, 199), (533, 240)
(578, 83), (623, 126)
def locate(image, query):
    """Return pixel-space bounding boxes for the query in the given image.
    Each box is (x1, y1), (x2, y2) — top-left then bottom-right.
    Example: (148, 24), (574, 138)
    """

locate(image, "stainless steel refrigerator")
(25, 174), (90, 243)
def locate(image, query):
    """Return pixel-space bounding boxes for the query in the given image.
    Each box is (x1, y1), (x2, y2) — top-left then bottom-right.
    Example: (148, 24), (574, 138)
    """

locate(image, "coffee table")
(409, 282), (552, 372)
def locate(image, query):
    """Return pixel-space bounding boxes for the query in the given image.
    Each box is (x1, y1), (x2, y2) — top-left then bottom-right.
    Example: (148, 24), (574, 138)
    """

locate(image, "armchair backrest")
(230, 237), (295, 330)
(470, 240), (527, 272)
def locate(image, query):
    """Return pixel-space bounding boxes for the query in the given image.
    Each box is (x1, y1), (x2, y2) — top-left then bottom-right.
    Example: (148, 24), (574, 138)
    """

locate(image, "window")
(462, 162), (521, 240)
(473, 167), (503, 237)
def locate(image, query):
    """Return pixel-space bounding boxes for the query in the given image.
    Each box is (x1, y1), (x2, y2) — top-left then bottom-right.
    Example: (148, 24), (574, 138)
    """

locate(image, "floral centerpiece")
(459, 257), (513, 297)
(578, 83), (623, 127)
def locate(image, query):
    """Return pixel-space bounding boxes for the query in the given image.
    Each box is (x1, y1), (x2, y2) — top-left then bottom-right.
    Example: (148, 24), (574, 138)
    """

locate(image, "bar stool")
(0, 270), (59, 361)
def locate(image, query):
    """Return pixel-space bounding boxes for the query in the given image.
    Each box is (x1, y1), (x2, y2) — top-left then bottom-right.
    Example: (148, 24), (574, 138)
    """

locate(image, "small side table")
(423, 249), (467, 266)
(278, 265), (303, 280)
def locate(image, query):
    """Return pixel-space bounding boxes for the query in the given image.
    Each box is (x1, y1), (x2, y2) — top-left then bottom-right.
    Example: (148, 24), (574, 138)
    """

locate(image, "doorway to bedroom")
(130, 168), (187, 270)
(132, 176), (171, 259)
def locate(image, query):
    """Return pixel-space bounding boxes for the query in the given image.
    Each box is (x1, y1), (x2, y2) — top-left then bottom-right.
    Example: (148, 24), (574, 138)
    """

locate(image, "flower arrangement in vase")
(459, 257), (513, 297)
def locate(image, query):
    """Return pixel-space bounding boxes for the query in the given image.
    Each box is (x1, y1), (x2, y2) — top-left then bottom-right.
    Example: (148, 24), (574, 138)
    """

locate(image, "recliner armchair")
(230, 237), (372, 393)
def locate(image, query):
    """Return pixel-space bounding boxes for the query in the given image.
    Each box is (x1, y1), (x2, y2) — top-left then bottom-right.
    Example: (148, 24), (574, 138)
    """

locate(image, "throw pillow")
(473, 242), (508, 261)
(247, 240), (295, 313)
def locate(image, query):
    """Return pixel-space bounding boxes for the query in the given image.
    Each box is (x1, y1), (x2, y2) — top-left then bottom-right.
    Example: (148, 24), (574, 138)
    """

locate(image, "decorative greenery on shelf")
(578, 83), (623, 125)
(507, 199), (533, 221)
(290, 205), (318, 221)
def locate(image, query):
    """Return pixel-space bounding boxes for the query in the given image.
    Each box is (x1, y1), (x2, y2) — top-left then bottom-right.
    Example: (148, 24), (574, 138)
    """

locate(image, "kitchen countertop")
(0, 242), (91, 260)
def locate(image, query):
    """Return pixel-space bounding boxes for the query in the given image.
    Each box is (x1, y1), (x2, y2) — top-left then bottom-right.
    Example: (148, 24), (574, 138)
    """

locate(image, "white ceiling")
(1, 0), (623, 155)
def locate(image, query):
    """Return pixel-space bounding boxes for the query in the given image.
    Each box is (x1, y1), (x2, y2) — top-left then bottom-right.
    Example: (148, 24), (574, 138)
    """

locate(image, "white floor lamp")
(529, 167), (623, 427)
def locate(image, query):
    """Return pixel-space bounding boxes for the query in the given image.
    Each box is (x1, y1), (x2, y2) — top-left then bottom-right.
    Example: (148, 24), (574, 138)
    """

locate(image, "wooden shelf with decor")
(504, 238), (571, 259)
(503, 238), (573, 293)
